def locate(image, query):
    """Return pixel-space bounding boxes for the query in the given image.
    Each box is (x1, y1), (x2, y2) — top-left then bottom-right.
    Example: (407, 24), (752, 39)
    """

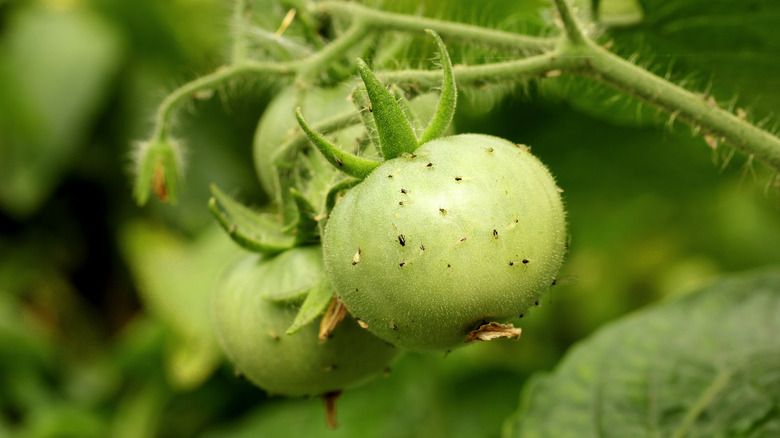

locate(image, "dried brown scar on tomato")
(465, 322), (522, 343)
(319, 297), (348, 340)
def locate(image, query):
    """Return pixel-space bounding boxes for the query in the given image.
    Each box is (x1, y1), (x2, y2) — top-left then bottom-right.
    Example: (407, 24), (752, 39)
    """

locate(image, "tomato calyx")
(296, 29), (456, 178)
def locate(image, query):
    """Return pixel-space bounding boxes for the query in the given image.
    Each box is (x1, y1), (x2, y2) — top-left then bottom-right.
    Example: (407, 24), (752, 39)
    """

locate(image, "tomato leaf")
(285, 278), (335, 335)
(504, 269), (780, 437)
(209, 184), (295, 254)
(356, 58), (419, 159)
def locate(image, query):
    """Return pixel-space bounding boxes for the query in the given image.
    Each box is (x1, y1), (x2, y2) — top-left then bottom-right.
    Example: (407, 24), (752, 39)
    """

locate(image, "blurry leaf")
(0, 3), (122, 218)
(164, 336), (222, 392)
(504, 269), (780, 437)
(199, 348), (530, 438)
(598, 0), (644, 27)
(120, 222), (241, 390)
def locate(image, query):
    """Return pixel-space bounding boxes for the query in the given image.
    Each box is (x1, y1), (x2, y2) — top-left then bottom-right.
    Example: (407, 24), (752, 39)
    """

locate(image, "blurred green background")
(1, 0), (778, 437)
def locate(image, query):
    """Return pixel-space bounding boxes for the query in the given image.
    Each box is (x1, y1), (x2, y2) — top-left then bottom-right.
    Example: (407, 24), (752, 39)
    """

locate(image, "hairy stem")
(151, 62), (294, 141)
(376, 51), (588, 89)
(551, 0), (587, 45)
(316, 1), (558, 52)
(577, 42), (780, 171)
(231, 0), (252, 63)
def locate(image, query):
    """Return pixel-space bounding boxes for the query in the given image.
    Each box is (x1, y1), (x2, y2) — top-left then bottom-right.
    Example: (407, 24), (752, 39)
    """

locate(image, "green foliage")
(504, 269), (780, 437)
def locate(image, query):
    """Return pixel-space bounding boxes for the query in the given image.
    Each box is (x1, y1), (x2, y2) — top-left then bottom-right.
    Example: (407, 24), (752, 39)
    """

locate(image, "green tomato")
(253, 86), (366, 204)
(213, 246), (399, 396)
(322, 134), (567, 352)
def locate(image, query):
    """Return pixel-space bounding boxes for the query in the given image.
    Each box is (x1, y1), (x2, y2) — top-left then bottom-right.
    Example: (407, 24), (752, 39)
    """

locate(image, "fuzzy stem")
(577, 42), (780, 171)
(376, 51), (587, 89)
(316, 1), (557, 52)
(551, 0), (587, 45)
(151, 62), (293, 142)
(231, 0), (252, 63)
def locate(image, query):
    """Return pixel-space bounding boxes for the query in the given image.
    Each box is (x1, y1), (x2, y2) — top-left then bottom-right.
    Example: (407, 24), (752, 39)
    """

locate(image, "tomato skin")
(212, 247), (399, 396)
(322, 134), (567, 352)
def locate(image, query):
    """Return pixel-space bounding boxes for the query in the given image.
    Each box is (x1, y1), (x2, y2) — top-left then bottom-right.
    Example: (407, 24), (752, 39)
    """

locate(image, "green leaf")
(419, 30), (457, 145)
(504, 269), (780, 437)
(285, 278), (335, 335)
(227, 247), (328, 303)
(119, 222), (239, 390)
(209, 184), (295, 254)
(0, 4), (122, 218)
(356, 58), (419, 159)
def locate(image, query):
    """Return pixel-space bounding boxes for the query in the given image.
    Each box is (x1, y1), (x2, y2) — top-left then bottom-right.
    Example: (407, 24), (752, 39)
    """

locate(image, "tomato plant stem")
(316, 1), (558, 53)
(578, 43), (780, 172)
(151, 61), (294, 142)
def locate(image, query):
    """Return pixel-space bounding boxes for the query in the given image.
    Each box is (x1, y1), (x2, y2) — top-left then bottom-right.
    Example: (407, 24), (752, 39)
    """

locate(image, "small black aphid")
(399, 261), (405, 267)
(455, 176), (463, 181)
(493, 229), (499, 238)
(519, 314), (524, 318)
(439, 208), (447, 214)
(426, 162), (433, 167)
(388, 174), (393, 178)
(534, 301), (539, 306)
(509, 261), (514, 266)
(447, 263), (451, 268)
(420, 244), (425, 251)
(392, 323), (398, 331)
(460, 237), (467, 242)
(398, 234), (406, 246)
(401, 188), (408, 194)
(335, 157), (344, 167)
(399, 201), (404, 206)
(522, 259), (529, 264)
(551, 279), (557, 286)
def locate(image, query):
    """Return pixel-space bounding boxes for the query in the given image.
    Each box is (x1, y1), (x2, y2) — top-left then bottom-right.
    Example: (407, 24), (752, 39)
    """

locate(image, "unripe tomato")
(253, 86), (366, 203)
(213, 246), (399, 396)
(322, 134), (567, 352)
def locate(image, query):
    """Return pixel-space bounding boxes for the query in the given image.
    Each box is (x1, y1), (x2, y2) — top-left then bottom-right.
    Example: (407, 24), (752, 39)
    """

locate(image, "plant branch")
(231, 0), (252, 63)
(375, 51), (588, 89)
(551, 0), (587, 45)
(577, 44), (780, 172)
(316, 1), (557, 53)
(151, 61), (294, 141)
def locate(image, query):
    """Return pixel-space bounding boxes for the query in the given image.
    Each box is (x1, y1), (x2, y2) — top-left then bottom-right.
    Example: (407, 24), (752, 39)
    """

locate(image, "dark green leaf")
(504, 269), (780, 437)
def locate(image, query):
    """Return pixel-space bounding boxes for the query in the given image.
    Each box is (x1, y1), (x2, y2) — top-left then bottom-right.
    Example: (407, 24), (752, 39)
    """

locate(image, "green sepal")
(288, 188), (320, 246)
(286, 278), (335, 335)
(389, 84), (422, 134)
(356, 58), (419, 159)
(132, 137), (184, 206)
(419, 30), (457, 145)
(352, 86), (382, 150)
(208, 184), (294, 254)
(295, 107), (380, 179)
